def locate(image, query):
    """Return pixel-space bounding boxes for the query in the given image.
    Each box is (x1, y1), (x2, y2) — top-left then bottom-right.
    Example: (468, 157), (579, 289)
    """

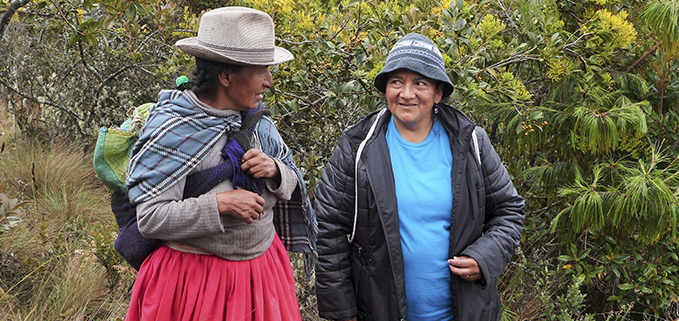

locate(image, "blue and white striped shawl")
(126, 90), (241, 204)
(125, 89), (317, 272)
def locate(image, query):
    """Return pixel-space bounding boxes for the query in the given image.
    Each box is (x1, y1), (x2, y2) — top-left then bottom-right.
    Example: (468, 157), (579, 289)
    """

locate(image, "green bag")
(93, 103), (153, 192)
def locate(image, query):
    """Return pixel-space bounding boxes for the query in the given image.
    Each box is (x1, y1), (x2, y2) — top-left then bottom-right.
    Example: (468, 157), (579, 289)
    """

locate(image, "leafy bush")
(1, 0), (679, 319)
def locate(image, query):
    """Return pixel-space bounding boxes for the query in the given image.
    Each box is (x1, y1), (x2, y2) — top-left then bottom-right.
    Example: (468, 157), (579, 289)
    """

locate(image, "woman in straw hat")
(314, 33), (524, 321)
(123, 7), (315, 321)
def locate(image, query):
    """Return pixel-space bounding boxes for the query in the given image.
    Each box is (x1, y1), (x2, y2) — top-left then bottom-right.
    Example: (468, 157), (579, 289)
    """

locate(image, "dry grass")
(0, 108), (325, 320)
(0, 116), (132, 320)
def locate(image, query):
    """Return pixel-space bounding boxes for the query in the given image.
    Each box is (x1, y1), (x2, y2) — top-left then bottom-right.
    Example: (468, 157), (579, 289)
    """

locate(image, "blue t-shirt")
(386, 116), (454, 321)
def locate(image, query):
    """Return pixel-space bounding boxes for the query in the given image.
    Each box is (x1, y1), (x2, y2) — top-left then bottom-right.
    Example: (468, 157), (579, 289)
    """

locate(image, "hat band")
(197, 39), (275, 63)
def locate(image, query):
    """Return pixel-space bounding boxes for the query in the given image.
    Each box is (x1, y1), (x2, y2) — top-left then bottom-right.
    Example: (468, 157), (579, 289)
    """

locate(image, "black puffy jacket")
(314, 104), (525, 321)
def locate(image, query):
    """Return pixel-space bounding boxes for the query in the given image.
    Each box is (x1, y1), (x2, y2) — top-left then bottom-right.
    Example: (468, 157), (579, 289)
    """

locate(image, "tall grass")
(0, 126), (134, 320)
(0, 112), (327, 320)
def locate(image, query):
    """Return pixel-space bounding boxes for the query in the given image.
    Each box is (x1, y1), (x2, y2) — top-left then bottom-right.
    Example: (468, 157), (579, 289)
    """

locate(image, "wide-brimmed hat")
(175, 7), (293, 66)
(374, 33), (454, 98)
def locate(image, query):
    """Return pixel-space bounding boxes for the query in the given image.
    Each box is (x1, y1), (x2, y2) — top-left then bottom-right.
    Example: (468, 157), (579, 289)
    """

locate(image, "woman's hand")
(448, 256), (482, 282)
(241, 149), (280, 182)
(216, 189), (265, 224)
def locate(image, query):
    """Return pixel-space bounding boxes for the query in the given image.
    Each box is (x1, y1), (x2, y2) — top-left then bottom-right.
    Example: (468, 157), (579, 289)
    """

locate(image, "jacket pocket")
(456, 278), (499, 321)
(350, 242), (373, 320)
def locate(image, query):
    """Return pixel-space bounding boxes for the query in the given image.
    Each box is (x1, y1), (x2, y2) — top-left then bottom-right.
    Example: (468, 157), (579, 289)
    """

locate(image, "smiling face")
(385, 68), (444, 133)
(222, 65), (273, 111)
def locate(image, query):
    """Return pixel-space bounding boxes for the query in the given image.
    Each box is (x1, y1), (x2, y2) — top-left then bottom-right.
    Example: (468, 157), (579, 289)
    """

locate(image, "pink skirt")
(125, 234), (302, 321)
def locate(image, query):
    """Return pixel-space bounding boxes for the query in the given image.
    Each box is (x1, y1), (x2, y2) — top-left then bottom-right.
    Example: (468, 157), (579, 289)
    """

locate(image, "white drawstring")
(349, 108), (387, 243)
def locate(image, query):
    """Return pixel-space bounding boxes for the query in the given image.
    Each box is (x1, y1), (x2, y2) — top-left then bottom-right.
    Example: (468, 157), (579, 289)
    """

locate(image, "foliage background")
(0, 0), (678, 320)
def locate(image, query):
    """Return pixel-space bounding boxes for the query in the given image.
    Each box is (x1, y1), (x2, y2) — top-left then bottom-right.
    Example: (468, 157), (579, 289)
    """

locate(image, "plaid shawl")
(126, 89), (317, 273)
(126, 90), (241, 204)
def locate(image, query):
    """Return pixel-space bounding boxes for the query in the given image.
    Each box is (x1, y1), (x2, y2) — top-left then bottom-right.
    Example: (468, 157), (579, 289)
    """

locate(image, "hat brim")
(374, 63), (455, 98)
(176, 37), (294, 66)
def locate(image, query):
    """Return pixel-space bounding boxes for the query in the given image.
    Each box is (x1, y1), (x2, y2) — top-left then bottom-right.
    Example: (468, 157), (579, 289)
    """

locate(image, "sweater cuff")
(265, 158), (296, 201)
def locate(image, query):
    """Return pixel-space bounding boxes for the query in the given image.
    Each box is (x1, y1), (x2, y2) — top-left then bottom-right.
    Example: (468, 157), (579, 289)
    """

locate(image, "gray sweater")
(136, 91), (297, 260)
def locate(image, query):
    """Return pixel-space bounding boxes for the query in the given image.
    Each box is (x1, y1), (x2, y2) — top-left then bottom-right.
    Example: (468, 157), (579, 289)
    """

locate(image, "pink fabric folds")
(125, 235), (302, 321)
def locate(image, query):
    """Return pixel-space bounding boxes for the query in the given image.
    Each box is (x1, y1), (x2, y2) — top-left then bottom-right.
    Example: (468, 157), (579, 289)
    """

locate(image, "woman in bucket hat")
(123, 7), (315, 321)
(314, 33), (524, 321)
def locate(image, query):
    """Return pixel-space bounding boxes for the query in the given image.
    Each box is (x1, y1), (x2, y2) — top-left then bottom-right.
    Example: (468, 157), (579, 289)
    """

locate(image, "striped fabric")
(126, 90), (241, 204)
(125, 89), (317, 274)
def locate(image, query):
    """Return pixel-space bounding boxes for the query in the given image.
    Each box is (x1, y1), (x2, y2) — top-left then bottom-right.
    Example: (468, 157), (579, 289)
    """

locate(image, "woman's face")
(385, 68), (443, 131)
(223, 65), (273, 111)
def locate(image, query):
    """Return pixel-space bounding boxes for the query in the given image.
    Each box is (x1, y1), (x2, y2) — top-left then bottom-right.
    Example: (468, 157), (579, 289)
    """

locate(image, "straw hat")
(175, 7), (293, 66)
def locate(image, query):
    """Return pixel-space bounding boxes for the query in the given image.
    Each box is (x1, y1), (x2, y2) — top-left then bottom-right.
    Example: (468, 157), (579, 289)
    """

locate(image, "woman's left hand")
(241, 149), (280, 181)
(448, 256), (482, 282)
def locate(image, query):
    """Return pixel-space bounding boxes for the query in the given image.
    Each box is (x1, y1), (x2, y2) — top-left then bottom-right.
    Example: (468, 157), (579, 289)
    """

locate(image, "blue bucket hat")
(374, 33), (454, 98)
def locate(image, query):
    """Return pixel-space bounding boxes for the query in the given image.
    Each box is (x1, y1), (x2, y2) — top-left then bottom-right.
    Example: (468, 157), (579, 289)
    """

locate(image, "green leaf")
(125, 3), (137, 21)
(669, 252), (679, 261)
(613, 253), (630, 264)
(340, 81), (355, 93)
(558, 255), (574, 262)
(587, 267), (604, 278)
(618, 283), (635, 291)
(289, 100), (300, 113)
(455, 18), (466, 30)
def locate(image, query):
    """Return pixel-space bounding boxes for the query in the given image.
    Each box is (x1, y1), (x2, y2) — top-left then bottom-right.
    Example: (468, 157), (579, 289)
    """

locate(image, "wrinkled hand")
(241, 149), (279, 181)
(216, 189), (265, 224)
(448, 255), (482, 282)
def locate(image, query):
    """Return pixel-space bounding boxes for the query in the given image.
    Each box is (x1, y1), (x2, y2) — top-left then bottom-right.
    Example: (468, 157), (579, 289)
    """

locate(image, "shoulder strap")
(350, 108), (387, 243)
(229, 107), (271, 150)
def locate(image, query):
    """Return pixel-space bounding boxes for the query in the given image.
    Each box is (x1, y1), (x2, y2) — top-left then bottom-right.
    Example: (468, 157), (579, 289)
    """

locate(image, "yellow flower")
(512, 80), (532, 101)
(478, 14), (506, 40)
(432, 0), (454, 16)
(367, 63), (384, 81)
(489, 39), (505, 49)
(595, 9), (637, 48)
(246, 0), (267, 9)
(500, 72), (514, 82)
(273, 0), (293, 16)
(547, 58), (574, 82)
(295, 12), (314, 32)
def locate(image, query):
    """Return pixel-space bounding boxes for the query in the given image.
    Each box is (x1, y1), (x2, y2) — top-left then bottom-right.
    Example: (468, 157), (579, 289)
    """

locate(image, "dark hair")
(176, 58), (244, 94)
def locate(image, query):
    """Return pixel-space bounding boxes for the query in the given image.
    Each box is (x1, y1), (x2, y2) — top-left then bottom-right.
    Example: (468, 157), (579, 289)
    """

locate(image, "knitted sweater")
(135, 91), (297, 260)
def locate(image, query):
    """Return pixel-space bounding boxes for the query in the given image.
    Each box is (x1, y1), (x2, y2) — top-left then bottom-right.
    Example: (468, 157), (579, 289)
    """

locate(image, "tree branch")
(0, 76), (84, 122)
(484, 52), (540, 71)
(0, 75), (87, 138)
(565, 48), (586, 70)
(626, 41), (661, 73)
(0, 0), (31, 39)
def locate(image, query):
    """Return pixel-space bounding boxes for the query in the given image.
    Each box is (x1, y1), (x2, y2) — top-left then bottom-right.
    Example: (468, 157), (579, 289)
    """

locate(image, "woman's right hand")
(216, 189), (265, 224)
(341, 318), (357, 321)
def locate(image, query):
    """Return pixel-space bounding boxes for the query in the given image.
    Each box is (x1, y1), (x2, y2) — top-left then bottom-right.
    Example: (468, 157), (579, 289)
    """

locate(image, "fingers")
(241, 149), (278, 179)
(216, 189), (266, 224)
(448, 256), (482, 281)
